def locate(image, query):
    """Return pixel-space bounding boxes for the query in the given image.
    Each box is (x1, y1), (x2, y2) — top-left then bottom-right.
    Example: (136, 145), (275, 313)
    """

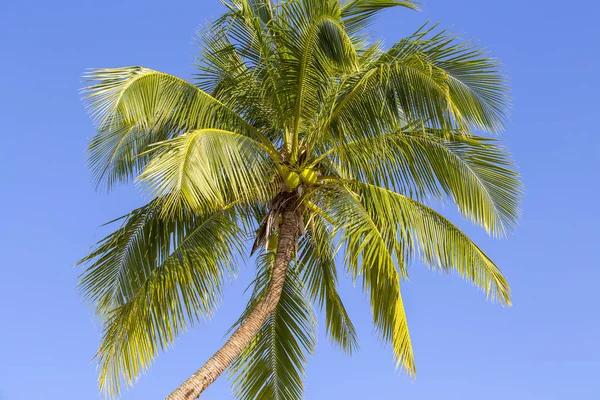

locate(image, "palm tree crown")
(78, 1), (522, 399)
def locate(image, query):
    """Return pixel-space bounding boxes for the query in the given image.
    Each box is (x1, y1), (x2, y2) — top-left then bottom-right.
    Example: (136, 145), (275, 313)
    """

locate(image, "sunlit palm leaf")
(138, 128), (278, 217)
(382, 24), (510, 131)
(78, 205), (243, 397)
(230, 253), (317, 400)
(328, 23), (509, 144)
(348, 181), (511, 305)
(83, 67), (271, 188)
(329, 127), (522, 236)
(276, 0), (358, 152)
(83, 67), (254, 132)
(297, 213), (358, 353)
(341, 0), (419, 34)
(320, 185), (415, 373)
(86, 121), (172, 190)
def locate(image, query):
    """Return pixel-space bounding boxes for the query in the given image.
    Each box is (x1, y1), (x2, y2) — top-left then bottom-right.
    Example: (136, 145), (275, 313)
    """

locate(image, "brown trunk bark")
(166, 197), (300, 400)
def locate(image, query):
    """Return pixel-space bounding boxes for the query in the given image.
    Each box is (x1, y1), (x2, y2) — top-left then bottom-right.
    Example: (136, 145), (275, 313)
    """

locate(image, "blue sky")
(1, 1), (599, 399)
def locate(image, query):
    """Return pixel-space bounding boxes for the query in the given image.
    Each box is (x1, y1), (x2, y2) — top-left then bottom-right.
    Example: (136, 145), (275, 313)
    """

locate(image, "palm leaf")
(196, 16), (284, 133)
(229, 252), (317, 400)
(341, 0), (419, 34)
(83, 67), (273, 188)
(320, 185), (415, 373)
(78, 205), (243, 397)
(138, 128), (278, 217)
(329, 127), (522, 236)
(275, 0), (358, 155)
(327, 23), (509, 144)
(297, 213), (358, 353)
(348, 181), (511, 305)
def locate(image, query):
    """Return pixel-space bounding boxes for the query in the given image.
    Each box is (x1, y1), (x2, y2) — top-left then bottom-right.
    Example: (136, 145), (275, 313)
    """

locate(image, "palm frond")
(326, 23), (509, 143)
(230, 252), (317, 400)
(329, 127), (522, 236)
(78, 201), (166, 314)
(138, 128), (278, 217)
(297, 212), (358, 353)
(78, 205), (243, 397)
(83, 67), (272, 188)
(274, 0), (358, 154)
(341, 0), (419, 34)
(86, 121), (174, 190)
(83, 67), (254, 132)
(320, 185), (415, 373)
(196, 10), (285, 133)
(347, 181), (512, 305)
(384, 24), (510, 132)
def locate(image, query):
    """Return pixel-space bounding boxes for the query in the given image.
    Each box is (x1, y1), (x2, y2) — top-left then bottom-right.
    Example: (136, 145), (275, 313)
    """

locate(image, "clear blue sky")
(1, 1), (599, 399)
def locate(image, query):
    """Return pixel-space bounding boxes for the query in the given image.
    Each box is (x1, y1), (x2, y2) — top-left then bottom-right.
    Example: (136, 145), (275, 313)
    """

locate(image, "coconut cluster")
(281, 166), (318, 190)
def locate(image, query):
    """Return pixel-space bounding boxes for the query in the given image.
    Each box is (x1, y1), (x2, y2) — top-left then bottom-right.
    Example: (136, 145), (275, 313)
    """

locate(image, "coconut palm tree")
(78, 1), (522, 399)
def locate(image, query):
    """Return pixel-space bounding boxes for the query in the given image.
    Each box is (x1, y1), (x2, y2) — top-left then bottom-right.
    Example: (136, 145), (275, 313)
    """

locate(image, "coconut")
(300, 168), (318, 185)
(282, 168), (301, 190)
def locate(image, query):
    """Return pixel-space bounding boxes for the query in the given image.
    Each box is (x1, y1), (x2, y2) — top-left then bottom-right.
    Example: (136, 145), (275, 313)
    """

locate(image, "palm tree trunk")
(166, 199), (300, 400)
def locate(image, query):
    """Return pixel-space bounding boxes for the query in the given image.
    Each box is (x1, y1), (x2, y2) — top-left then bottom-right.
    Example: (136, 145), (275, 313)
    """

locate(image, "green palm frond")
(297, 213), (358, 353)
(78, 201), (167, 314)
(320, 185), (415, 373)
(138, 128), (278, 217)
(78, 205), (243, 397)
(196, 20), (283, 133)
(83, 67), (273, 188)
(327, 23), (509, 144)
(197, 1), (296, 140)
(382, 24), (510, 132)
(83, 67), (253, 132)
(86, 121), (173, 190)
(230, 253), (317, 400)
(329, 127), (522, 236)
(348, 181), (511, 305)
(341, 0), (419, 34)
(276, 0), (359, 154)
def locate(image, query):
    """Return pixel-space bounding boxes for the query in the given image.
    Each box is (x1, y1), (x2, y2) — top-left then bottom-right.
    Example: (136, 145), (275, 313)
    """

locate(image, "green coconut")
(281, 167), (301, 190)
(300, 168), (318, 185)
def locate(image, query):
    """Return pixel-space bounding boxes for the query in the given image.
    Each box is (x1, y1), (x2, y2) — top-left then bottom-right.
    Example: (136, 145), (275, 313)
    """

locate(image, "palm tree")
(78, 1), (522, 399)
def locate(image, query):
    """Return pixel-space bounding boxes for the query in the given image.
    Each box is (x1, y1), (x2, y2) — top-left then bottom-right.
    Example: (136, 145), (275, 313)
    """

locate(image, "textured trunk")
(167, 197), (300, 400)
